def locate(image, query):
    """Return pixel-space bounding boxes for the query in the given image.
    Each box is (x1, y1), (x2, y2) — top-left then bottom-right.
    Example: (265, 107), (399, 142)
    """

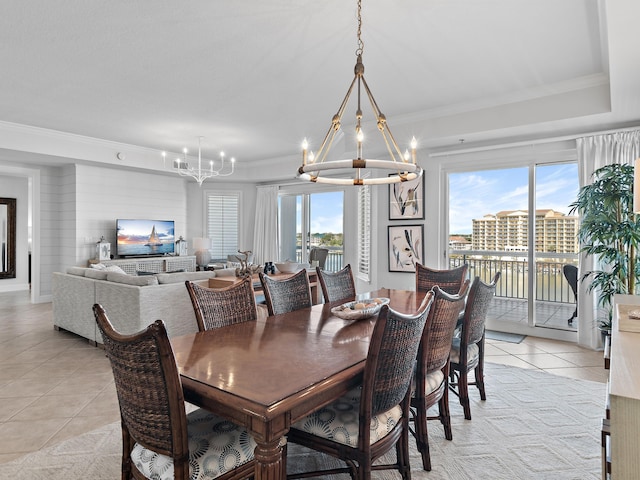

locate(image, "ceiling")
(1, 0), (639, 180)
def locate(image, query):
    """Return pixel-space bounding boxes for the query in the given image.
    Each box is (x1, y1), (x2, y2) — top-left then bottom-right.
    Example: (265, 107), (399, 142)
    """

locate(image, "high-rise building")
(471, 209), (578, 253)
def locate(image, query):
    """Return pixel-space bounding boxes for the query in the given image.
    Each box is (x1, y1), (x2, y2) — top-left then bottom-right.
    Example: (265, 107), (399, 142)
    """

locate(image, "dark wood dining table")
(171, 287), (427, 480)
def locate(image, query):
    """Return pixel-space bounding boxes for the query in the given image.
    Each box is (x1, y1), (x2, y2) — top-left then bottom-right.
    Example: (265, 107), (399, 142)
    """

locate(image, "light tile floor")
(0, 290), (607, 464)
(490, 297), (578, 331)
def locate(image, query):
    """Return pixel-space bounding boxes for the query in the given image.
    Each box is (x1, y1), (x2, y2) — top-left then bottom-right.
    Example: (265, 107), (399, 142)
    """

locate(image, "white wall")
(372, 160), (441, 292)
(72, 164), (189, 263)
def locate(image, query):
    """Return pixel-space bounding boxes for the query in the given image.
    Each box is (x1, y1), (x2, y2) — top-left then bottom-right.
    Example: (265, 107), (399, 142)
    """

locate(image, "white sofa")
(52, 266), (235, 344)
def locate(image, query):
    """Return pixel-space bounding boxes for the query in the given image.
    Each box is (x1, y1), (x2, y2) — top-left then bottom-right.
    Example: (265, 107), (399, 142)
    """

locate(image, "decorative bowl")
(331, 297), (390, 321)
(275, 262), (308, 274)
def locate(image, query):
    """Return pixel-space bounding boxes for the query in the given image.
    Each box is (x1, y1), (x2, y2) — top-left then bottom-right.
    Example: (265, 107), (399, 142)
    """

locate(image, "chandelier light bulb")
(302, 138), (309, 165)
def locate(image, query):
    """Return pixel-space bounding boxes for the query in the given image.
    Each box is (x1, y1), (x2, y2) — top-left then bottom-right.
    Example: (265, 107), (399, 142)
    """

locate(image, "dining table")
(171, 287), (428, 480)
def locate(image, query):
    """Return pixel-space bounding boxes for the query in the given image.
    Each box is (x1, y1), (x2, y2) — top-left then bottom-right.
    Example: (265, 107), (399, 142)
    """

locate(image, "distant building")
(449, 235), (472, 250)
(309, 234), (323, 247)
(472, 209), (578, 253)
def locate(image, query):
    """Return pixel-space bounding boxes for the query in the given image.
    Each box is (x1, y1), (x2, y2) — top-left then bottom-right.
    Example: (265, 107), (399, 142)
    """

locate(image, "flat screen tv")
(116, 219), (175, 257)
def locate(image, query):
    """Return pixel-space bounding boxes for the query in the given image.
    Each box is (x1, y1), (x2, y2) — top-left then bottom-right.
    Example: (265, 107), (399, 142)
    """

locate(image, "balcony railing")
(450, 250), (578, 304)
(295, 249), (343, 272)
(296, 248), (578, 306)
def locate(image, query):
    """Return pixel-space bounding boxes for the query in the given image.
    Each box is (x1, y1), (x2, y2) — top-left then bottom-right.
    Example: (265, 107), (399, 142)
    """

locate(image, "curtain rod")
(429, 124), (640, 158)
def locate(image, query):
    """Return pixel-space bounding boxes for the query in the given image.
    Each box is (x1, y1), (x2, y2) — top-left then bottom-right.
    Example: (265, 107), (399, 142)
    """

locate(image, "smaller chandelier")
(162, 136), (235, 186)
(297, 0), (422, 186)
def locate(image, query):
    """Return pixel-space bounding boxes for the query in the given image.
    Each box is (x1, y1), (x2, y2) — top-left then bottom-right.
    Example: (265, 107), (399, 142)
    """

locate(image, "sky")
(302, 191), (345, 234)
(449, 163), (579, 234)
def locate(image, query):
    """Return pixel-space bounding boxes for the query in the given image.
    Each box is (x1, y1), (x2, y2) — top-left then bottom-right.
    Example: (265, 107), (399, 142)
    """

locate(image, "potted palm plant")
(568, 163), (640, 338)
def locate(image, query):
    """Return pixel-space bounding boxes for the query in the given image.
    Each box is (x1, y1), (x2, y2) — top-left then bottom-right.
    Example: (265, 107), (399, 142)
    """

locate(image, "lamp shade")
(193, 237), (212, 251)
(193, 237), (212, 268)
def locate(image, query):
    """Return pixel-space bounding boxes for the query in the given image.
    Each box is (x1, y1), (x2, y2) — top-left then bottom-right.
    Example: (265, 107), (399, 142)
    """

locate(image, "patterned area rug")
(0, 364), (605, 480)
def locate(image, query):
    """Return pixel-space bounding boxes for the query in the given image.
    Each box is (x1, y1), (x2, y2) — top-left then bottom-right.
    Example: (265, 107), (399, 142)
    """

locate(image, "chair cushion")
(131, 408), (256, 480)
(291, 386), (402, 447)
(450, 338), (480, 365)
(411, 370), (445, 397)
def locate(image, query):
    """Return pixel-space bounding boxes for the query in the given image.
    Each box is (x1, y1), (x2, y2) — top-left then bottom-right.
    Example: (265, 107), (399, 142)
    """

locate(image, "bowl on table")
(331, 297), (390, 321)
(275, 262), (308, 274)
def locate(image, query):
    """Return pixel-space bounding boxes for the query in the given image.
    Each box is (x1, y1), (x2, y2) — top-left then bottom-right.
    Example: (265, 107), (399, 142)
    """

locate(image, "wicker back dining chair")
(411, 282), (469, 471)
(415, 263), (469, 295)
(259, 269), (312, 316)
(186, 277), (258, 332)
(93, 304), (256, 480)
(287, 292), (434, 480)
(449, 272), (500, 420)
(316, 264), (356, 303)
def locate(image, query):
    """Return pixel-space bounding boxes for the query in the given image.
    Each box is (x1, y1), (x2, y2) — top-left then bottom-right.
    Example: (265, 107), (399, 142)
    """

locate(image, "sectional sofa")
(52, 266), (235, 344)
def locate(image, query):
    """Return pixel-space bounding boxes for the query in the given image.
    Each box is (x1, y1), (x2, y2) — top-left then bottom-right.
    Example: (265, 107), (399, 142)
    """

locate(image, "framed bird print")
(388, 224), (423, 273)
(389, 174), (424, 220)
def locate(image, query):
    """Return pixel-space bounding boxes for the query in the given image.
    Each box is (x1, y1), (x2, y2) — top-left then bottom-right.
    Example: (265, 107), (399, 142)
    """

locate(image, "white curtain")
(576, 130), (640, 349)
(252, 185), (280, 265)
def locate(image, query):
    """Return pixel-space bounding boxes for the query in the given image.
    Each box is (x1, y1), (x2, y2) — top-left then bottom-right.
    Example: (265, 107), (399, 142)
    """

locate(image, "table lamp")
(193, 237), (212, 269)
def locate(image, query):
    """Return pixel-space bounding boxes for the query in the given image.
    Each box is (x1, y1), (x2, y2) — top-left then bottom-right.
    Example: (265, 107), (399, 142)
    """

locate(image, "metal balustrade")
(450, 251), (578, 304)
(296, 249), (578, 306)
(296, 249), (343, 272)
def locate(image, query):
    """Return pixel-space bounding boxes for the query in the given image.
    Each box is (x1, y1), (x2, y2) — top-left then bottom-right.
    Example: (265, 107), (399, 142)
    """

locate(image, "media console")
(88, 255), (196, 275)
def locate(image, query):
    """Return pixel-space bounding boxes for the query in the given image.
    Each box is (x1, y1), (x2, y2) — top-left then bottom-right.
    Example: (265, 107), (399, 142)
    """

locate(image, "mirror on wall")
(0, 197), (16, 279)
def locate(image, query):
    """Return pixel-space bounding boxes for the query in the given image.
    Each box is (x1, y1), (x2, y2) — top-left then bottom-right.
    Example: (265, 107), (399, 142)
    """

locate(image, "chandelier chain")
(356, 0), (364, 57)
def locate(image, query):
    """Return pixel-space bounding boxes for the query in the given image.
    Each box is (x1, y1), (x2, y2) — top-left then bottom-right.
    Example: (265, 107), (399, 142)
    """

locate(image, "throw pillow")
(104, 265), (127, 275)
(90, 263), (106, 270)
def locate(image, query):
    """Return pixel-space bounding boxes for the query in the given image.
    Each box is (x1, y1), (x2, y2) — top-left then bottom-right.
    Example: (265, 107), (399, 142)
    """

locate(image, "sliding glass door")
(278, 190), (344, 271)
(448, 161), (578, 336)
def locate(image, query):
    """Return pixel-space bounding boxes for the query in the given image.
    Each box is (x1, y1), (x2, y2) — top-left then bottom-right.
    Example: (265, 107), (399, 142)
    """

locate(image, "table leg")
(254, 438), (285, 480)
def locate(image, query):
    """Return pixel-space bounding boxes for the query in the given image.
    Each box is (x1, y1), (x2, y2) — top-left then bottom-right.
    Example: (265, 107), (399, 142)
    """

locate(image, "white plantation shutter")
(206, 192), (239, 259)
(357, 184), (371, 280)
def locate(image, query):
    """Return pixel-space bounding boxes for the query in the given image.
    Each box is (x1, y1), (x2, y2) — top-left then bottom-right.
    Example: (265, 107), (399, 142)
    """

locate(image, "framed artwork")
(388, 224), (423, 273)
(389, 175), (424, 220)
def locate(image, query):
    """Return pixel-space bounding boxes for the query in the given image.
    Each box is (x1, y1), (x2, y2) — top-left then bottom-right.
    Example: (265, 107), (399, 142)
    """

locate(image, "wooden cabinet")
(607, 295), (640, 479)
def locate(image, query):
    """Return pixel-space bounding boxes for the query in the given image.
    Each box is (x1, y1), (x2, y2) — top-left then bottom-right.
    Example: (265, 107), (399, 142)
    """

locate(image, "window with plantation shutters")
(357, 184), (371, 280)
(206, 192), (240, 259)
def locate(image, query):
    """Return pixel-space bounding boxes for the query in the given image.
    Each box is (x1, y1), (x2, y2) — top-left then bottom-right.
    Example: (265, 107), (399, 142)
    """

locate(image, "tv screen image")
(116, 219), (175, 257)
